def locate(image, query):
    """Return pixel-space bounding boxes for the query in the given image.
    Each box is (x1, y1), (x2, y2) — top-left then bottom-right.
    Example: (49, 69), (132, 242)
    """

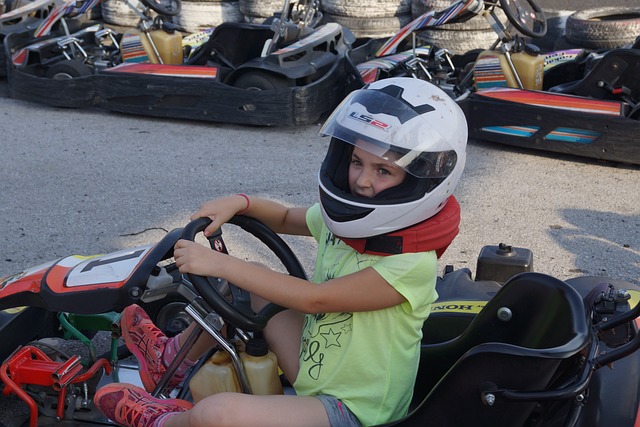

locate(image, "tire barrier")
(412, 0), (503, 54)
(321, 0), (412, 38)
(565, 6), (640, 49)
(174, 0), (242, 33)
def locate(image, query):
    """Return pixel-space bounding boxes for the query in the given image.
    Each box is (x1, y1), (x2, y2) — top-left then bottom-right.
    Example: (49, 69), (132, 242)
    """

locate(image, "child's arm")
(192, 195), (311, 237)
(174, 241), (406, 313)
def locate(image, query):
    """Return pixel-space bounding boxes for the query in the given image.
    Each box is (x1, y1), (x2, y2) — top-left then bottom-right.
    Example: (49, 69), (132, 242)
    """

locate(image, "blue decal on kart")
(481, 126), (539, 137)
(544, 128), (601, 144)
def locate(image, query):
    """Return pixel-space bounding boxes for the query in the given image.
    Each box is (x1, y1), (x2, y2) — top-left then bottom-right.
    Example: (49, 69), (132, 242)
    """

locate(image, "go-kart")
(348, 0), (640, 165)
(1, 215), (639, 426)
(0, 0), (103, 76)
(457, 41), (640, 166)
(3, 0), (360, 126)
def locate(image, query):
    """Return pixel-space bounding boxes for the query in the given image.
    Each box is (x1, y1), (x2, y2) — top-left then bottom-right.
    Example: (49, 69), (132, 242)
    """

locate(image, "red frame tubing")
(0, 346), (112, 427)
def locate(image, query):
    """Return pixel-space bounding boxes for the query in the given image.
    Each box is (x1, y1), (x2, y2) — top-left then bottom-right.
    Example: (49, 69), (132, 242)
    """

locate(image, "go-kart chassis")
(458, 88), (640, 165)
(4, 21), (361, 126)
(2, 265), (639, 427)
(1, 217), (639, 427)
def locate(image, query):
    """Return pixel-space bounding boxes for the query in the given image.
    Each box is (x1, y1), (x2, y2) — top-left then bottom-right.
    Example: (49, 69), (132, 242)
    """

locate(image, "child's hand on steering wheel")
(174, 239), (224, 276)
(190, 194), (250, 237)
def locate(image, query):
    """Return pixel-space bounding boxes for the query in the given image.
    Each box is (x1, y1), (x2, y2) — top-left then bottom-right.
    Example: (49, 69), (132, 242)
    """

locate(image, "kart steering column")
(139, 19), (164, 65)
(152, 298), (254, 396)
(499, 43), (524, 89)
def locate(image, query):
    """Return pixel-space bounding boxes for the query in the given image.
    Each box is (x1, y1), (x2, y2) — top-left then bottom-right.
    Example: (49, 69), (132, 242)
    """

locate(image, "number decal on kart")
(65, 245), (152, 287)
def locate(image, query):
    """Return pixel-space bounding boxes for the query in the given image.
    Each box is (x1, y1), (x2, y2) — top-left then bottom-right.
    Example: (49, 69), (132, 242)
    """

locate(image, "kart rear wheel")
(234, 71), (290, 91)
(45, 60), (92, 79)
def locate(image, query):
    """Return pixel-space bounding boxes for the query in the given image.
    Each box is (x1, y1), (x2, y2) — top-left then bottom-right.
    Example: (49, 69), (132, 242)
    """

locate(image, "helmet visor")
(320, 89), (458, 179)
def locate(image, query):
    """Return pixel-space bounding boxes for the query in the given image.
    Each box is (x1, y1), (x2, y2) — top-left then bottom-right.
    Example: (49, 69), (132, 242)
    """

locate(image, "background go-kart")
(0, 0), (639, 418)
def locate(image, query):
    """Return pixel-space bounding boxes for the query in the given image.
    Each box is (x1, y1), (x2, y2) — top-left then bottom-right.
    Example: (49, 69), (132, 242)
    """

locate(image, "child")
(94, 77), (468, 427)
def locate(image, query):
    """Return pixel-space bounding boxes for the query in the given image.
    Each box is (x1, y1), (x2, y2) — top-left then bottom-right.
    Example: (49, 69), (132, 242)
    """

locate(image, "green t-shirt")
(293, 204), (438, 426)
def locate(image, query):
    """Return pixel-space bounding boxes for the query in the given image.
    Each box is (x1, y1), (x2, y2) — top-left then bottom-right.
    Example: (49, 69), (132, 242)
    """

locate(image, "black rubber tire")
(45, 59), (92, 79)
(417, 28), (498, 54)
(411, 0), (450, 16)
(238, 0), (284, 19)
(322, 12), (412, 38)
(565, 7), (640, 49)
(0, 48), (6, 78)
(321, 0), (411, 18)
(174, 0), (242, 33)
(102, 0), (152, 26)
(234, 71), (290, 90)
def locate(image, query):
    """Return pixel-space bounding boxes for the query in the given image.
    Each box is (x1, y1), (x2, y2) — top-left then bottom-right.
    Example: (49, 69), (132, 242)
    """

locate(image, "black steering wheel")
(181, 216), (307, 332)
(140, 0), (181, 16)
(499, 0), (546, 38)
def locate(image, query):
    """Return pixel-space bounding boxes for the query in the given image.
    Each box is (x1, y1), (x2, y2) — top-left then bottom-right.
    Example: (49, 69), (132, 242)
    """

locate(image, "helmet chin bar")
(319, 187), (374, 223)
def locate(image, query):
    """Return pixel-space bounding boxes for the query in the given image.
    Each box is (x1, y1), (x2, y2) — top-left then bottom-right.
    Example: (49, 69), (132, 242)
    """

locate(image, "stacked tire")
(102, 0), (243, 33)
(412, 0), (502, 54)
(560, 7), (640, 50)
(320, 0), (412, 39)
(239, 0), (284, 24)
(102, 0), (152, 27)
(174, 0), (243, 33)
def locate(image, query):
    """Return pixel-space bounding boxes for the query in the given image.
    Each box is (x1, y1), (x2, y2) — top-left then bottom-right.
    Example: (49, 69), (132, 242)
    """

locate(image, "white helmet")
(318, 77), (467, 239)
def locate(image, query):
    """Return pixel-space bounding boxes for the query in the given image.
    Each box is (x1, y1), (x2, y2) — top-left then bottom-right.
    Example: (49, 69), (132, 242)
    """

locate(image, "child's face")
(348, 142), (407, 198)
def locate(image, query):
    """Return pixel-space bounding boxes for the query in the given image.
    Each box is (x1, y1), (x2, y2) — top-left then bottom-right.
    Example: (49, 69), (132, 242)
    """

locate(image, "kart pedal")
(0, 346), (112, 427)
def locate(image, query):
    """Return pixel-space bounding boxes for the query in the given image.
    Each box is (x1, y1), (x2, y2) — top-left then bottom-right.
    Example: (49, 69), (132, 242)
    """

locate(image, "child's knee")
(190, 393), (239, 427)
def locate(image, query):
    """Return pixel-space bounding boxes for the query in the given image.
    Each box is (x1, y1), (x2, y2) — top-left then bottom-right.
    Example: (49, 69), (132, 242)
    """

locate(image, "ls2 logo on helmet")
(348, 111), (391, 131)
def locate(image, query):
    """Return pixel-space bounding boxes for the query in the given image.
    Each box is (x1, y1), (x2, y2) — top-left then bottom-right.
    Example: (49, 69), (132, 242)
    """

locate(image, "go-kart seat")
(381, 272), (590, 426)
(186, 23), (274, 68)
(548, 49), (640, 103)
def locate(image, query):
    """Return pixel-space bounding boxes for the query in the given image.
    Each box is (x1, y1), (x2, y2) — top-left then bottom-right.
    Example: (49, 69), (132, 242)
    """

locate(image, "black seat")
(185, 23), (274, 67)
(380, 272), (590, 426)
(548, 49), (640, 102)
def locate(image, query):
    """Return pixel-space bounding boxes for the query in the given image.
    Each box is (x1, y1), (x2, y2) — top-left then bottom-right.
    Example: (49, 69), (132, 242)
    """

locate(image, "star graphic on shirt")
(321, 329), (341, 349)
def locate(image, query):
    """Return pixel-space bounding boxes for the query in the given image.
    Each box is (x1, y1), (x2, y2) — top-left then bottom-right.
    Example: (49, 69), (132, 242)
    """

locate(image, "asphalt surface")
(2, 0), (640, 287)
(3, 82), (640, 425)
(1, 0), (640, 424)
(1, 77), (638, 287)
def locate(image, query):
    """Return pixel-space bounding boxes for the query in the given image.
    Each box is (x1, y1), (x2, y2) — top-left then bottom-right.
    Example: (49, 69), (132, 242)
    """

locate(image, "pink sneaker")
(94, 383), (193, 427)
(120, 304), (185, 392)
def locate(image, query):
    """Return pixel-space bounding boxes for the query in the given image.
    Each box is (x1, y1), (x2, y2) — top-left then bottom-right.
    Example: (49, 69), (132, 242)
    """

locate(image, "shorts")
(316, 395), (361, 427)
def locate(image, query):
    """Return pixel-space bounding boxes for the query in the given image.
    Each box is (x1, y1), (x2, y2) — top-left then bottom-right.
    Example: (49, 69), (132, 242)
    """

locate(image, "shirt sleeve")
(371, 251), (438, 313)
(305, 203), (323, 242)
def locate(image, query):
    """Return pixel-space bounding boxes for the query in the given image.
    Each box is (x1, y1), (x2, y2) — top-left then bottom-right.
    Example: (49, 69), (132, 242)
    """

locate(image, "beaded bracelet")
(237, 193), (251, 215)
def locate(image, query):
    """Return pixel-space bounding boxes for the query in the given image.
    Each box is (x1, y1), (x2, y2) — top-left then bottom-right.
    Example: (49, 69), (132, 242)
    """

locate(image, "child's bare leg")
(165, 393), (330, 427)
(251, 293), (304, 383)
(176, 322), (218, 361)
